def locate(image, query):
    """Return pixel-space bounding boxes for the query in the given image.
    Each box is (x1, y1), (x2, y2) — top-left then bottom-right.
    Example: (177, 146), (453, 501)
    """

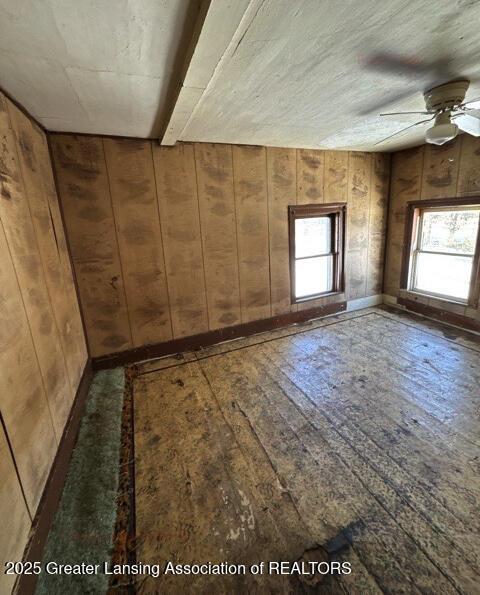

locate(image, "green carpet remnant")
(36, 368), (125, 595)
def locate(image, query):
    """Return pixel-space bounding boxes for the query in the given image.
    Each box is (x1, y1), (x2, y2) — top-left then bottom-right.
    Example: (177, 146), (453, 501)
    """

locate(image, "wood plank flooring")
(133, 307), (480, 594)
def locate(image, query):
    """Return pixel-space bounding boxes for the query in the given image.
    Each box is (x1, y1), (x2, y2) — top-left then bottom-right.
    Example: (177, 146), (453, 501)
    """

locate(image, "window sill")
(402, 289), (468, 307)
(293, 290), (343, 305)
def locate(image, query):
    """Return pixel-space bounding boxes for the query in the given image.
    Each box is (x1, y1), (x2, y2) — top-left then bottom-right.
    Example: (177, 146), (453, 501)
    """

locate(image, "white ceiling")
(176, 0), (480, 151)
(2, 0), (480, 150)
(0, 0), (201, 137)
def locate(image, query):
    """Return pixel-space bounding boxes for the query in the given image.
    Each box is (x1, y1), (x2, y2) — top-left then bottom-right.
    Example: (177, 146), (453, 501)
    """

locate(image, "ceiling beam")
(160, 0), (261, 145)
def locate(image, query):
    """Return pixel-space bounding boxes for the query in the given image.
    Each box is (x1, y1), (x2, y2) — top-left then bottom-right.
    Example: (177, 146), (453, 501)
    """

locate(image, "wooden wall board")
(457, 135), (480, 196)
(0, 219), (57, 515)
(233, 145), (271, 322)
(194, 143), (242, 330)
(294, 150), (350, 312)
(7, 102), (84, 407)
(153, 143), (209, 338)
(0, 90), (88, 583)
(53, 139), (390, 355)
(266, 147), (297, 316)
(40, 133), (88, 389)
(0, 421), (31, 594)
(104, 138), (172, 347)
(50, 135), (132, 356)
(324, 150), (348, 203)
(421, 139), (461, 200)
(384, 146), (425, 297)
(367, 153), (390, 296)
(388, 146), (425, 239)
(346, 152), (371, 299)
(0, 96), (70, 439)
(296, 148), (324, 204)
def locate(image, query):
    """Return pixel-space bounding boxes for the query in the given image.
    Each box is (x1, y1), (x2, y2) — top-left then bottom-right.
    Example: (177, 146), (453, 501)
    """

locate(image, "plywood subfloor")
(133, 307), (480, 594)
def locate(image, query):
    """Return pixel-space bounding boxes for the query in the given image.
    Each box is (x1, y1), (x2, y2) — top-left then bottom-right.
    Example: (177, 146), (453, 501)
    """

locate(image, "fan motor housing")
(424, 80), (469, 112)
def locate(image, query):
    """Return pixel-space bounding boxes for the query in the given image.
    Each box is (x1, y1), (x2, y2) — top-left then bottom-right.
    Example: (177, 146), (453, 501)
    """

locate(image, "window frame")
(401, 197), (480, 308)
(288, 203), (346, 304)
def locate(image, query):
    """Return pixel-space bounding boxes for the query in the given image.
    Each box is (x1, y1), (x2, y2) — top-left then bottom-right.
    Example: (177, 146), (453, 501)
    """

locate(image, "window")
(289, 203), (346, 303)
(403, 199), (480, 305)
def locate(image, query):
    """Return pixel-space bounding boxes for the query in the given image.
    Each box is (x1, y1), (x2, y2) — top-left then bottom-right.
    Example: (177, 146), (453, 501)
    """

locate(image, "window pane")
(295, 255), (333, 298)
(413, 252), (473, 301)
(420, 209), (479, 254)
(295, 216), (331, 258)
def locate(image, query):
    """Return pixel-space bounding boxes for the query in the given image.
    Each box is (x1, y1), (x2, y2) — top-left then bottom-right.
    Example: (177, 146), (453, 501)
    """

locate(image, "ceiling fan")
(377, 80), (480, 146)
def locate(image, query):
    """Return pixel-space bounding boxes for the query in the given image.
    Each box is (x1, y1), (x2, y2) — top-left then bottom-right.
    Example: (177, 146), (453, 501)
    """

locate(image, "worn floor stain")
(131, 307), (480, 594)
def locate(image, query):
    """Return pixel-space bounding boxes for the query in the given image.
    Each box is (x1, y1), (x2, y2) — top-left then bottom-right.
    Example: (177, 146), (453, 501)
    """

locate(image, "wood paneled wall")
(0, 91), (88, 593)
(384, 136), (480, 322)
(51, 136), (390, 357)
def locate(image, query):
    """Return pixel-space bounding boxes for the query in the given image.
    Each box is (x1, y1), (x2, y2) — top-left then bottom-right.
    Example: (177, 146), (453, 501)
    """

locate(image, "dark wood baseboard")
(16, 360), (94, 595)
(397, 297), (480, 334)
(93, 301), (347, 370)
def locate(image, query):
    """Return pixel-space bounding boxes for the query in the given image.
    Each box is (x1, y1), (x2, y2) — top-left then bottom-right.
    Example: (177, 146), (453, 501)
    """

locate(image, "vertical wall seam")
(7, 103), (74, 404)
(149, 140), (174, 340)
(365, 153), (374, 297)
(264, 147), (273, 317)
(0, 411), (32, 522)
(455, 135), (464, 195)
(321, 149), (326, 204)
(345, 151), (351, 300)
(47, 135), (91, 359)
(193, 143), (211, 331)
(230, 145), (244, 323)
(293, 148), (299, 312)
(380, 153), (393, 295)
(419, 144), (427, 199)
(1, 128), (60, 446)
(0, 213), (57, 513)
(101, 138), (135, 347)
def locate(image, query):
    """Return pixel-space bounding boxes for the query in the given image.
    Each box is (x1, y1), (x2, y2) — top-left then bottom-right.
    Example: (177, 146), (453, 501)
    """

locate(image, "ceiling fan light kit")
(378, 79), (480, 146)
(425, 112), (458, 145)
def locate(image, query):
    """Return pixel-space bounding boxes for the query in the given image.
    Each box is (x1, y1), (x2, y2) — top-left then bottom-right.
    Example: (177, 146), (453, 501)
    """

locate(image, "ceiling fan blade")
(362, 52), (434, 76)
(460, 96), (480, 107)
(380, 111), (433, 116)
(374, 116), (435, 146)
(454, 113), (480, 137)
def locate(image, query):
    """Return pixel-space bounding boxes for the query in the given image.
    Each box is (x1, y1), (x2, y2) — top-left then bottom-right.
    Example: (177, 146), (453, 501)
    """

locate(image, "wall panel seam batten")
(453, 139), (461, 194)
(0, 147), (59, 448)
(7, 102), (74, 398)
(47, 135), (91, 357)
(192, 144), (211, 330)
(381, 154), (393, 294)
(321, 149), (326, 204)
(260, 146), (271, 317)
(149, 140), (174, 339)
(292, 148), (298, 312)
(101, 137), (134, 346)
(346, 151), (351, 297)
(456, 135), (466, 196)
(231, 144), (244, 323)
(419, 144), (428, 199)
(265, 147), (273, 317)
(365, 154), (374, 297)
(0, 359), (32, 523)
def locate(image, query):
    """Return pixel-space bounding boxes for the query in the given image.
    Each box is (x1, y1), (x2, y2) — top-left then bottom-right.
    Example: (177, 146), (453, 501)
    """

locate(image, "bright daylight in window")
(295, 216), (333, 299)
(410, 207), (480, 302)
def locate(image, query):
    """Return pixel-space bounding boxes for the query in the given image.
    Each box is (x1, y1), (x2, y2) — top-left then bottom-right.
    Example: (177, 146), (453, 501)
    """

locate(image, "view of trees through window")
(411, 208), (480, 302)
(421, 210), (479, 255)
